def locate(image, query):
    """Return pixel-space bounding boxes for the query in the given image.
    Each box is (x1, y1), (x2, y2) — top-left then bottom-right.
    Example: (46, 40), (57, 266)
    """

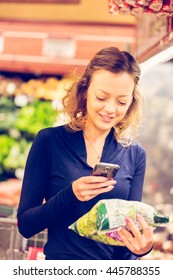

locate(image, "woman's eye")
(117, 101), (127, 105)
(96, 96), (106, 101)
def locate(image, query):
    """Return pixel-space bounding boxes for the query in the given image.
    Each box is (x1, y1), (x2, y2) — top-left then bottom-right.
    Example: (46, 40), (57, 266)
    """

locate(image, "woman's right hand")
(72, 176), (116, 201)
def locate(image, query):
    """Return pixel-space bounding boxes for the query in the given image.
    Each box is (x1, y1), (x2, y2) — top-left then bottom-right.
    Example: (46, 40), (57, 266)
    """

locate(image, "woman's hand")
(117, 214), (153, 256)
(72, 176), (116, 201)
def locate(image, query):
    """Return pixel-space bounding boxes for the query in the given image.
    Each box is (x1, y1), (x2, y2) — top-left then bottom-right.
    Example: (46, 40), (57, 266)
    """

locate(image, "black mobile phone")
(91, 162), (120, 178)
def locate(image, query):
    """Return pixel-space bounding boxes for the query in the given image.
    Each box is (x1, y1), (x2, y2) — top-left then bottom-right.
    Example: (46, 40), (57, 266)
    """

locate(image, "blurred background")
(0, 0), (173, 260)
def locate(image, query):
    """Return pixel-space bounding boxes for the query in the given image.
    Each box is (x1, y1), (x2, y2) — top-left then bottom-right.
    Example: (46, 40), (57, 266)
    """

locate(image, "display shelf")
(0, 20), (137, 75)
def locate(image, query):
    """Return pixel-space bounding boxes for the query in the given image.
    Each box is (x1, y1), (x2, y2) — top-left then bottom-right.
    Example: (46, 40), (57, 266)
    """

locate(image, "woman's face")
(85, 70), (135, 133)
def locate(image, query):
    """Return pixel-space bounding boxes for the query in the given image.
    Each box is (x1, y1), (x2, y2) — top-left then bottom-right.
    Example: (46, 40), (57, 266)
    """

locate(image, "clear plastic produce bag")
(69, 199), (169, 246)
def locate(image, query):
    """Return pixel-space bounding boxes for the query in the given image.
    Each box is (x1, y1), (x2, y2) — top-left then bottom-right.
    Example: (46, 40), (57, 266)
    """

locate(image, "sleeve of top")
(17, 129), (79, 239)
(127, 144), (146, 201)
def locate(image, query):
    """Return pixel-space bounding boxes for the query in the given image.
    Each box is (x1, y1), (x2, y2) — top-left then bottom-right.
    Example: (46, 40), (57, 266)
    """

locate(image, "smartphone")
(91, 162), (120, 178)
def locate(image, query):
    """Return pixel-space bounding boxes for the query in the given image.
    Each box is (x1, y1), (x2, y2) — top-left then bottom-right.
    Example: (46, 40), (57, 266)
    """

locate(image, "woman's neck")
(83, 125), (111, 167)
(83, 126), (111, 144)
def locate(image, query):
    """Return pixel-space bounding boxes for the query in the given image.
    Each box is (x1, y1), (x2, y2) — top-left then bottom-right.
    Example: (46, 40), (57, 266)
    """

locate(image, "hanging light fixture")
(108, 0), (173, 16)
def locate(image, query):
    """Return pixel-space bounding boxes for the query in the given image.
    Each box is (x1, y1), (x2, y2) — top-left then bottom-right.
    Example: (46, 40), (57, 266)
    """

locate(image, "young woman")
(17, 47), (153, 260)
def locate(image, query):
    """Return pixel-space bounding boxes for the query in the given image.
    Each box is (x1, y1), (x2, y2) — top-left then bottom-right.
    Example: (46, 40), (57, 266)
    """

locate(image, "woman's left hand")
(117, 213), (153, 256)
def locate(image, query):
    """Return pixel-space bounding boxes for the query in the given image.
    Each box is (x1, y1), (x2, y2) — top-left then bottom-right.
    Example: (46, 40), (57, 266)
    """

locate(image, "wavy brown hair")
(62, 46), (143, 145)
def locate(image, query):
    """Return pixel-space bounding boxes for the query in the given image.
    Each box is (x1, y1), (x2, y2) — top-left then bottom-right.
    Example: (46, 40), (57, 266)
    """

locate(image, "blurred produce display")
(15, 100), (57, 136)
(0, 73), (74, 100)
(0, 72), (74, 181)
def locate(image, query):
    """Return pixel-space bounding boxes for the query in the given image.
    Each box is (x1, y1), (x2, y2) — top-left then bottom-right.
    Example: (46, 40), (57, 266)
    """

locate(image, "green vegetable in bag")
(69, 199), (169, 246)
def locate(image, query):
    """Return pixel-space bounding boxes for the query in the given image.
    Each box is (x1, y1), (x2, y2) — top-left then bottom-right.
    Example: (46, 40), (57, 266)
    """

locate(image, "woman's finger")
(87, 176), (116, 187)
(81, 185), (114, 199)
(136, 213), (153, 238)
(72, 176), (116, 201)
(116, 227), (139, 251)
(125, 216), (141, 241)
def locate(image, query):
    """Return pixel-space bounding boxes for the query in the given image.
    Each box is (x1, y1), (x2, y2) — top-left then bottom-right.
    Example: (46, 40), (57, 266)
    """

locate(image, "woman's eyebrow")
(96, 89), (110, 95)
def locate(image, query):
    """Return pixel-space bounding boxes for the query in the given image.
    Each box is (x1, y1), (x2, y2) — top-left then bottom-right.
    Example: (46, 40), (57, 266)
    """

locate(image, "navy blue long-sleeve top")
(17, 125), (146, 260)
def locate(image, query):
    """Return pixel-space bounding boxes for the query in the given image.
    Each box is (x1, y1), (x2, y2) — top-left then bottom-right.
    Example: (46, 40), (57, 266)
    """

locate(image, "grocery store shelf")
(0, 20), (137, 75)
(0, 54), (88, 75)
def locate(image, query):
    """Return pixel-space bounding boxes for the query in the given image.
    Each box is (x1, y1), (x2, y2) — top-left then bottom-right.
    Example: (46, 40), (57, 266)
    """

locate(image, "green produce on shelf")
(15, 100), (57, 136)
(0, 134), (32, 178)
(0, 95), (15, 110)
(0, 135), (15, 175)
(4, 138), (32, 171)
(0, 96), (18, 132)
(0, 111), (18, 132)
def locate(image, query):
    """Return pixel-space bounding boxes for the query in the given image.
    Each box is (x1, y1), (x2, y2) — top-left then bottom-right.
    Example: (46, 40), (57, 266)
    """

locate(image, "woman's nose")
(104, 100), (116, 113)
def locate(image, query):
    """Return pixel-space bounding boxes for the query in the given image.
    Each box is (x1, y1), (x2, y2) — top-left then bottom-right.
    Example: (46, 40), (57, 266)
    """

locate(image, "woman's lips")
(99, 113), (115, 122)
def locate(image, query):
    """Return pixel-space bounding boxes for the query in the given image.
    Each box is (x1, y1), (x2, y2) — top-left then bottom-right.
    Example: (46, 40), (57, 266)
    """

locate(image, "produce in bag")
(69, 199), (169, 246)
